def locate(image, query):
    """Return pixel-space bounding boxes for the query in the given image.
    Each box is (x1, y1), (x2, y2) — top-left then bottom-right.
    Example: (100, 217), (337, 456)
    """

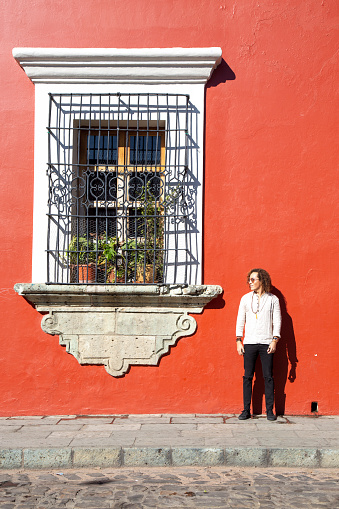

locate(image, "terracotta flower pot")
(136, 264), (156, 283)
(107, 268), (125, 283)
(77, 264), (96, 283)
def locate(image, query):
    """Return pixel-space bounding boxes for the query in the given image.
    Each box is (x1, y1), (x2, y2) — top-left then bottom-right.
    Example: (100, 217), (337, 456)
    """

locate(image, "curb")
(1, 447), (338, 469)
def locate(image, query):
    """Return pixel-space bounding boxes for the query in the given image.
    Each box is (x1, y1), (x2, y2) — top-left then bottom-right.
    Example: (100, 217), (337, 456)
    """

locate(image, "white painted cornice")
(13, 47), (222, 84)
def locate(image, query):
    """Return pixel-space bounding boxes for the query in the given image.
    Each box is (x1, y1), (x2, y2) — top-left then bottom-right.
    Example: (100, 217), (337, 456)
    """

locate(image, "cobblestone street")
(0, 467), (338, 508)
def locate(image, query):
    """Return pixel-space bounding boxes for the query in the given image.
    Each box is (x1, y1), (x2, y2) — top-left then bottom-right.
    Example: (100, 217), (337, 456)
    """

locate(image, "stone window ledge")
(14, 284), (222, 377)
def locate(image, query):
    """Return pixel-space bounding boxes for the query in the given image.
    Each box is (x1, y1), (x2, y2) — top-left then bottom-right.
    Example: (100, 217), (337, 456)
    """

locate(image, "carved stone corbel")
(14, 284), (222, 377)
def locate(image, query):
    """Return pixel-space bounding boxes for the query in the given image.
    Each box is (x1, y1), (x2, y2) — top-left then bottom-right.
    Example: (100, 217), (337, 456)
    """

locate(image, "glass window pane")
(89, 135), (118, 165)
(130, 135), (161, 165)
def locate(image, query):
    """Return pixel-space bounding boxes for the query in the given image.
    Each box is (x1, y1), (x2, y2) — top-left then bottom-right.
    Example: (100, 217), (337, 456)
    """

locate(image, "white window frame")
(13, 47), (222, 285)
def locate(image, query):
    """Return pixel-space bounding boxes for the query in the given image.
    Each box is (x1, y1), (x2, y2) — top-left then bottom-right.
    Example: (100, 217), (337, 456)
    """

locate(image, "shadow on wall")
(252, 286), (298, 416)
(206, 58), (236, 88)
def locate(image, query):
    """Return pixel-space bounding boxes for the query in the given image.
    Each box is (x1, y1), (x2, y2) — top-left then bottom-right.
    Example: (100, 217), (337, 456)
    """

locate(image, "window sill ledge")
(14, 283), (222, 377)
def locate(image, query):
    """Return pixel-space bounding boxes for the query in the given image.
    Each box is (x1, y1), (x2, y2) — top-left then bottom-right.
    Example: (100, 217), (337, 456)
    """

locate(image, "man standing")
(236, 268), (281, 421)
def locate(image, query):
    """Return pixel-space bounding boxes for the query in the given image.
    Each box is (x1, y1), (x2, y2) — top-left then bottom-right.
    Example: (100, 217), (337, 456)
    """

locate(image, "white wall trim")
(13, 48), (223, 284)
(13, 47), (222, 84)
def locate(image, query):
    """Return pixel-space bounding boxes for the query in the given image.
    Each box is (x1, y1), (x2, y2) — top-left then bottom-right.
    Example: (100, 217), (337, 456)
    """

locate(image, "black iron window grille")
(47, 93), (198, 285)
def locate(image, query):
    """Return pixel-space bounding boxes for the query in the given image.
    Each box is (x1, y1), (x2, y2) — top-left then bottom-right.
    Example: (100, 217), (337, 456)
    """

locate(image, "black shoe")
(267, 410), (277, 421)
(238, 410), (251, 420)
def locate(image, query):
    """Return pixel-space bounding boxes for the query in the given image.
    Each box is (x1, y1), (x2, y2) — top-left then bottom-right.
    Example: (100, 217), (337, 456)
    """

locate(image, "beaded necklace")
(251, 292), (267, 319)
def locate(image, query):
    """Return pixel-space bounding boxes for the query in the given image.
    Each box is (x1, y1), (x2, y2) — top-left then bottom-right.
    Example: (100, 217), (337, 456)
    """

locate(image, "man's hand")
(267, 341), (277, 354)
(237, 341), (244, 356)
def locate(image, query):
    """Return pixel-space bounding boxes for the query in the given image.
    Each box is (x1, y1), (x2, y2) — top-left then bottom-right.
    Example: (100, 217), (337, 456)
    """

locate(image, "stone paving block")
(140, 423), (196, 431)
(44, 424), (84, 431)
(45, 415), (77, 419)
(205, 437), (260, 447)
(0, 449), (22, 469)
(171, 417), (224, 424)
(282, 422), (323, 430)
(125, 414), (166, 419)
(195, 413), (228, 417)
(70, 435), (136, 447)
(168, 414), (197, 418)
(295, 430), (339, 439)
(8, 432), (51, 441)
(3, 419), (60, 426)
(258, 438), (324, 448)
(135, 429), (182, 437)
(2, 434), (72, 449)
(314, 422), (339, 430)
(134, 435), (184, 446)
(123, 447), (171, 466)
(17, 424), (83, 433)
(291, 416), (338, 423)
(8, 416), (44, 420)
(81, 424), (117, 431)
(43, 435), (75, 445)
(107, 423), (142, 430)
(47, 431), (82, 439)
(319, 449), (339, 467)
(225, 418), (258, 425)
(250, 420), (282, 427)
(70, 431), (112, 439)
(0, 426), (22, 432)
(134, 438), (205, 447)
(73, 447), (121, 467)
(225, 447), (268, 466)
(23, 448), (72, 469)
(59, 417), (114, 424)
(0, 436), (53, 448)
(269, 448), (319, 467)
(286, 417), (323, 426)
(171, 447), (224, 466)
(196, 423), (233, 432)
(0, 440), (50, 449)
(169, 416), (201, 423)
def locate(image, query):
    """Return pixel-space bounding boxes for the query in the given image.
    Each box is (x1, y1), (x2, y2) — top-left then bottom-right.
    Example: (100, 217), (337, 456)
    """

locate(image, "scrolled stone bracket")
(14, 284), (223, 377)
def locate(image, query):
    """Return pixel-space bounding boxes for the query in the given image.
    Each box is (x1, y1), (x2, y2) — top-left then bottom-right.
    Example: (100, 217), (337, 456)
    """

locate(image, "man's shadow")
(252, 286), (298, 416)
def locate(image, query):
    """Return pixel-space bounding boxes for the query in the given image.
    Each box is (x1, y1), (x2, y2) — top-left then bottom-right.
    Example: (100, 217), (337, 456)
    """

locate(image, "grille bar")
(47, 93), (196, 285)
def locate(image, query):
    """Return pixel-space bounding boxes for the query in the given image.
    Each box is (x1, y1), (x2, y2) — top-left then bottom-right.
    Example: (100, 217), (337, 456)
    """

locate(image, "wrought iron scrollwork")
(47, 93), (199, 285)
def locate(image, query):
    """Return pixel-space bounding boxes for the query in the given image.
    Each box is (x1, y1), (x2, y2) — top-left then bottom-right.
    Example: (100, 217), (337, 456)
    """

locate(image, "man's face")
(248, 272), (262, 293)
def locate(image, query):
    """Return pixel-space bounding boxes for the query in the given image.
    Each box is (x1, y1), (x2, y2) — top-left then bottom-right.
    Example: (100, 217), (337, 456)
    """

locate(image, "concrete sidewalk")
(1, 414), (338, 469)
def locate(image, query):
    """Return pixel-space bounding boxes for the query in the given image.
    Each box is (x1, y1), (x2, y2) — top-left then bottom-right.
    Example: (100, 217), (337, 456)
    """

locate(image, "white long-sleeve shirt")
(236, 291), (281, 345)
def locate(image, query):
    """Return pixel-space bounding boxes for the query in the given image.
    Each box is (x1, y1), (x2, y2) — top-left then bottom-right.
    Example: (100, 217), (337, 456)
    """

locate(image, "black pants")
(243, 343), (274, 413)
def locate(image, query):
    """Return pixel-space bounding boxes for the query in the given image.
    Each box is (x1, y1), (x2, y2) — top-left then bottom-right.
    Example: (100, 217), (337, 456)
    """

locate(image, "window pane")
(130, 136), (161, 165)
(89, 135), (118, 165)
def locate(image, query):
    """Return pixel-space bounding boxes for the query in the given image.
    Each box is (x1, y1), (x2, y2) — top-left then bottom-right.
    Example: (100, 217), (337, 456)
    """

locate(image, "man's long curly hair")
(247, 268), (271, 293)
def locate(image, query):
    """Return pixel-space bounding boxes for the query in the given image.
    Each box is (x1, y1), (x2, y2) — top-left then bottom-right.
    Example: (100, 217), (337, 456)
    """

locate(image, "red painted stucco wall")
(1, 0), (338, 415)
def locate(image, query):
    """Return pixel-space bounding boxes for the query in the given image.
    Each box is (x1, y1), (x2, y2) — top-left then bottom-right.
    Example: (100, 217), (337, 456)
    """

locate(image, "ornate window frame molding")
(13, 47), (222, 84)
(13, 46), (222, 284)
(13, 47), (223, 376)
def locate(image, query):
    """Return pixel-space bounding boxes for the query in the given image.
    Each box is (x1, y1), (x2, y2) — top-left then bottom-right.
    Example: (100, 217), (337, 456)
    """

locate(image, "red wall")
(1, 0), (338, 415)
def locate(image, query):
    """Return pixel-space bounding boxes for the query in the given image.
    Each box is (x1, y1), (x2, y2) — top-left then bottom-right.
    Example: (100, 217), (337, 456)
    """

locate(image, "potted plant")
(135, 187), (164, 283)
(99, 236), (125, 283)
(67, 236), (99, 283)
